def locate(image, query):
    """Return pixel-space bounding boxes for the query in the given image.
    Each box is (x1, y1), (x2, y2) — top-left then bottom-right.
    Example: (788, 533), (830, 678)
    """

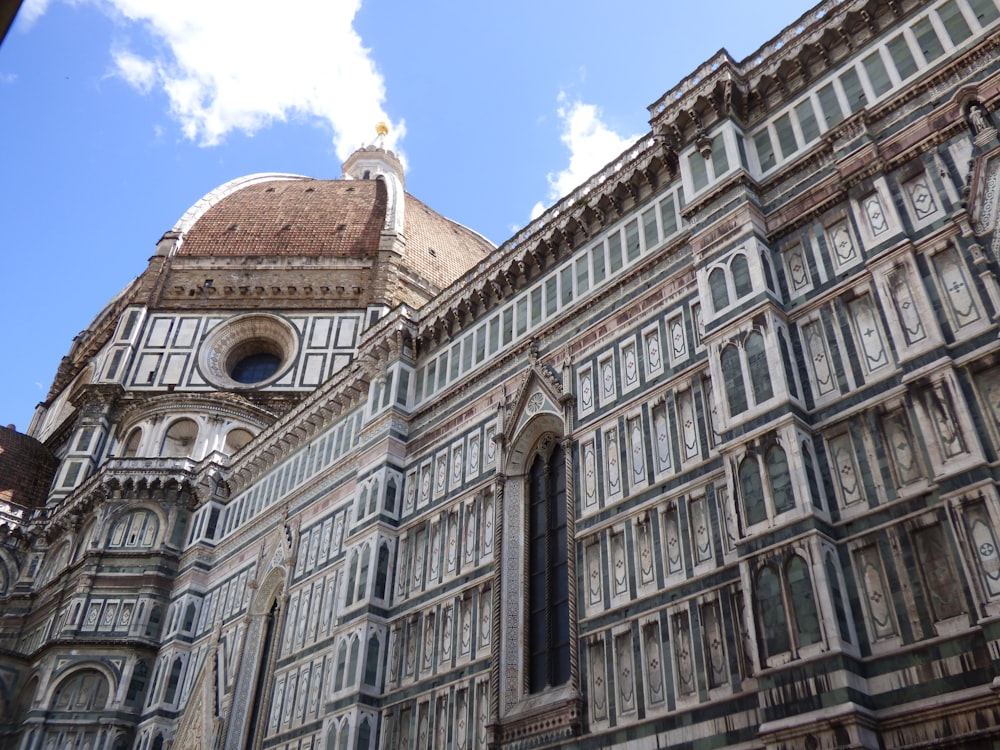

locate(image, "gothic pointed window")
(756, 566), (790, 658)
(527, 440), (569, 693)
(348, 636), (360, 686)
(357, 543), (371, 602)
(375, 543), (390, 600)
(787, 555), (821, 646)
(739, 456), (766, 526)
(126, 661), (149, 707)
(709, 268), (730, 312)
(335, 641), (348, 690)
(364, 634), (380, 687)
(731, 254), (752, 298)
(766, 445), (794, 514)
(722, 344), (748, 415)
(163, 658), (183, 704)
(346, 551), (358, 606)
(746, 331), (773, 403)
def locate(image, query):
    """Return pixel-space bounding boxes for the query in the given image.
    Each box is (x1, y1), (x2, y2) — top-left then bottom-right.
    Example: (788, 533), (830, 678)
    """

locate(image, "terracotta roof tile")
(402, 193), (493, 290)
(179, 179), (387, 257)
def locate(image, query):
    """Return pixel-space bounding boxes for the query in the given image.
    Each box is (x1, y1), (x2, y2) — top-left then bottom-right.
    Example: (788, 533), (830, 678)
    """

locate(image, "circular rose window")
(199, 314), (298, 389)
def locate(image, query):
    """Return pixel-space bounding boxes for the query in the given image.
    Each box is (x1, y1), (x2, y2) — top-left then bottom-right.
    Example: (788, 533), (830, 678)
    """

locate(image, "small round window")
(199, 314), (297, 390)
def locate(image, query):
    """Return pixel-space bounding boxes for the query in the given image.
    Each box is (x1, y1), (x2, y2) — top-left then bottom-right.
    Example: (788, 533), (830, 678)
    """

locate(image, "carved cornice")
(31, 454), (222, 542)
(648, 0), (906, 139)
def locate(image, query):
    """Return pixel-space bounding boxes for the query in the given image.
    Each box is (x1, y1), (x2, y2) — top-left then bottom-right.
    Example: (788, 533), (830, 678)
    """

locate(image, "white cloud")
(111, 48), (155, 93)
(530, 93), (639, 221)
(16, 0), (52, 29)
(99, 0), (403, 160)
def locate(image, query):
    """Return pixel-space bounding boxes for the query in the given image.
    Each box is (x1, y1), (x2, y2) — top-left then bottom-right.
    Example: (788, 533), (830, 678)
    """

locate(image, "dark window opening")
(527, 441), (570, 693)
(231, 352), (281, 384)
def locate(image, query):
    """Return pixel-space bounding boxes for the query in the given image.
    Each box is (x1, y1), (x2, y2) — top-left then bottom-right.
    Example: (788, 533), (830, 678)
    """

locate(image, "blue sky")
(0, 0), (815, 433)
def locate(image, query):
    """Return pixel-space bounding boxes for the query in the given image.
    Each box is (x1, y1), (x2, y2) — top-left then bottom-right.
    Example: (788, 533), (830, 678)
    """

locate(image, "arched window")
(348, 637), (360, 686)
(787, 556), (821, 646)
(161, 418), (198, 457)
(746, 331), (773, 403)
(740, 456), (766, 526)
(356, 487), (368, 518)
(108, 510), (159, 549)
(803, 441), (823, 509)
(778, 329), (798, 399)
(224, 428), (253, 455)
(760, 251), (776, 292)
(151, 734), (164, 750)
(756, 566), (790, 658)
(145, 606), (162, 638)
(731, 254), (753, 298)
(122, 428), (142, 458)
(385, 478), (397, 513)
(163, 658), (183, 704)
(357, 718), (372, 749)
(369, 479), (380, 515)
(722, 344), (748, 415)
(16, 675), (38, 718)
(709, 268), (730, 312)
(125, 660), (149, 707)
(345, 551), (358, 606)
(826, 552), (852, 643)
(375, 543), (390, 600)
(766, 445), (794, 514)
(527, 440), (569, 693)
(335, 641), (348, 690)
(356, 544), (371, 602)
(364, 634), (380, 686)
(182, 603), (197, 632)
(52, 669), (110, 712)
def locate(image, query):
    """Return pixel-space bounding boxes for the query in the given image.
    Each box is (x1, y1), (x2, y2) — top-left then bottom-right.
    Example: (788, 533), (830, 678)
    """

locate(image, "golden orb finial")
(375, 122), (389, 137)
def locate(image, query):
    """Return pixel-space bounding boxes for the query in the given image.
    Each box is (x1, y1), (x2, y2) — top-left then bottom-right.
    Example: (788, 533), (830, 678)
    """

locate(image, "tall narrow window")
(731, 255), (752, 298)
(787, 556), (821, 646)
(375, 543), (390, 599)
(527, 440), (569, 693)
(757, 566), (790, 658)
(164, 658), (183, 704)
(766, 445), (794, 514)
(722, 345), (748, 415)
(709, 268), (729, 312)
(746, 332), (773, 403)
(740, 456), (767, 526)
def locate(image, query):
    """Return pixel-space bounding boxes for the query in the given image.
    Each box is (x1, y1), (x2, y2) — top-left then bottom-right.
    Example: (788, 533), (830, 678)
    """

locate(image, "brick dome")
(170, 170), (494, 292)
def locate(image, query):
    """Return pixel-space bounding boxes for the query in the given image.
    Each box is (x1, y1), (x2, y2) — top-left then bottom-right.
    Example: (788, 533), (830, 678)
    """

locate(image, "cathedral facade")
(4, 1), (1000, 748)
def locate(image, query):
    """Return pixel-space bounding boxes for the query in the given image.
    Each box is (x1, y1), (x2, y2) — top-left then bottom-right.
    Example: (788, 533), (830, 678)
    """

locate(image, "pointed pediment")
(503, 359), (567, 445)
(173, 650), (219, 750)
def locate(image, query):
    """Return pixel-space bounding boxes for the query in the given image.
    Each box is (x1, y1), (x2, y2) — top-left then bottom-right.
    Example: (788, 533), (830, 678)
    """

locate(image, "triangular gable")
(501, 344), (569, 445)
(173, 643), (220, 750)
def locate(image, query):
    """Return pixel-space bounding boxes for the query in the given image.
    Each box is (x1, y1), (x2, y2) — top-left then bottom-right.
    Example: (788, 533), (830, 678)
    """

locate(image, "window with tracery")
(754, 555), (821, 664)
(52, 669), (110, 712)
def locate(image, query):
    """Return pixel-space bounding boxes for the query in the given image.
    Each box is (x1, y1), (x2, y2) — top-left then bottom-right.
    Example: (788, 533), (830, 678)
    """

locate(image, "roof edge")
(167, 173), (312, 251)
